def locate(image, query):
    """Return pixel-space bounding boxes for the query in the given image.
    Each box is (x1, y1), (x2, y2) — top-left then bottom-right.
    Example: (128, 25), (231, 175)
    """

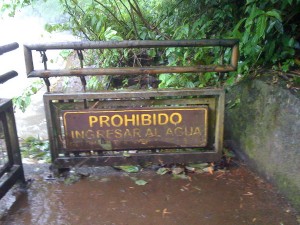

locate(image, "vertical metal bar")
(1, 100), (25, 183)
(43, 95), (59, 161)
(40, 51), (48, 70)
(38, 51), (51, 91)
(5, 100), (25, 183)
(218, 47), (225, 82)
(24, 45), (34, 75)
(231, 44), (239, 69)
(214, 90), (225, 155)
(76, 50), (88, 108)
(207, 98), (216, 149)
(43, 78), (51, 92)
(1, 113), (13, 167)
(0, 111), (13, 167)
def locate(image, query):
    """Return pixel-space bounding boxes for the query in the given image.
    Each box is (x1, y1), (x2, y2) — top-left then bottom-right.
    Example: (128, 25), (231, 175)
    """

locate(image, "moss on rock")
(225, 75), (300, 211)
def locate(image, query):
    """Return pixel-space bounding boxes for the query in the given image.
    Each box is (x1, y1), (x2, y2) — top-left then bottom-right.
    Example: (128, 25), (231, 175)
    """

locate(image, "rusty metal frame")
(43, 88), (224, 170)
(0, 43), (25, 199)
(23, 39), (238, 170)
(24, 39), (239, 78)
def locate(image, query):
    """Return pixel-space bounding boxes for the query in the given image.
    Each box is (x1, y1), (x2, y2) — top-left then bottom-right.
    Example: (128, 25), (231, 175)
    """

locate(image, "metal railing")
(0, 42), (25, 199)
(24, 39), (239, 91)
(23, 39), (238, 172)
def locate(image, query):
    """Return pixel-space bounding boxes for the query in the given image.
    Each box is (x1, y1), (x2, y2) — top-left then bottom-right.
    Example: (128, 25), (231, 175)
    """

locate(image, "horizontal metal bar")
(0, 165), (24, 199)
(88, 98), (212, 108)
(25, 40), (239, 80)
(0, 42), (19, 55)
(25, 39), (239, 50)
(53, 151), (220, 169)
(44, 88), (224, 100)
(28, 65), (235, 78)
(0, 71), (18, 84)
(0, 162), (10, 178)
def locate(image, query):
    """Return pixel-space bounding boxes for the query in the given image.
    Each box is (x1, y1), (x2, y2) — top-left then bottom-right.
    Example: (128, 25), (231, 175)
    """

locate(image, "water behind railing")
(0, 6), (76, 139)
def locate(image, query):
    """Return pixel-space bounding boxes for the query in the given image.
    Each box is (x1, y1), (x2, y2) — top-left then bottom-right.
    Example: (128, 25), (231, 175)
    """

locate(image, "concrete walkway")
(0, 160), (299, 225)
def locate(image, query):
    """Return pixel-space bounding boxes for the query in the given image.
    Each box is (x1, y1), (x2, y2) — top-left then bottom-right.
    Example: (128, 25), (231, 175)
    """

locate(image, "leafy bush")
(2, 0), (300, 90)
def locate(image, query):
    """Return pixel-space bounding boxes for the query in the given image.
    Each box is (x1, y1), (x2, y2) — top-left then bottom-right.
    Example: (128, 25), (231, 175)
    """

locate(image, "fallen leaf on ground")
(156, 167), (169, 175)
(193, 186), (201, 191)
(114, 165), (139, 173)
(195, 169), (205, 174)
(172, 174), (189, 180)
(203, 166), (214, 175)
(185, 166), (195, 172)
(172, 167), (184, 175)
(162, 208), (172, 217)
(135, 179), (148, 186)
(99, 177), (110, 182)
(188, 163), (209, 169)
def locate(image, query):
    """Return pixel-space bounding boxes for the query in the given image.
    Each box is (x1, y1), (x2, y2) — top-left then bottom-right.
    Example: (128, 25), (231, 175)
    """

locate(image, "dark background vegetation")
(1, 0), (300, 89)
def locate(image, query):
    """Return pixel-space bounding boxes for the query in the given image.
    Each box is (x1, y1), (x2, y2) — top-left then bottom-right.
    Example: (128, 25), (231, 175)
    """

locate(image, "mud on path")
(0, 162), (299, 225)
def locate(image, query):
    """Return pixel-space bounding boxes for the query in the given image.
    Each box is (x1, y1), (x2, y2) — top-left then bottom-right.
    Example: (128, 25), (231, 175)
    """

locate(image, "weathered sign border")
(62, 106), (208, 151)
(43, 88), (224, 170)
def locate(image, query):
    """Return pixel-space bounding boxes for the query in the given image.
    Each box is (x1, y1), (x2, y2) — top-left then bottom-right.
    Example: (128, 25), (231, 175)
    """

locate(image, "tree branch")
(64, 0), (91, 40)
(94, 0), (130, 30)
(119, 0), (140, 39)
(128, 0), (171, 39)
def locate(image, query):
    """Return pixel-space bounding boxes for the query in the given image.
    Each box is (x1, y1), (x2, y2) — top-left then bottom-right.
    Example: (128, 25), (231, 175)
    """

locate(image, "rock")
(224, 73), (300, 211)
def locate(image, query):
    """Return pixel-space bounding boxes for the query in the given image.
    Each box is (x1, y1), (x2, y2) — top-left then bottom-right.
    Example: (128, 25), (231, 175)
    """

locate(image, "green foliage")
(0, 0), (33, 17)
(2, 0), (300, 88)
(292, 76), (300, 86)
(231, 0), (299, 75)
(86, 76), (104, 90)
(13, 80), (44, 113)
(20, 136), (50, 161)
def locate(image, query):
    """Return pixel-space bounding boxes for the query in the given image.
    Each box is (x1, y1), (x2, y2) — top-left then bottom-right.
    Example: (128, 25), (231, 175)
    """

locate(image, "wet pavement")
(1, 8), (300, 225)
(0, 161), (299, 225)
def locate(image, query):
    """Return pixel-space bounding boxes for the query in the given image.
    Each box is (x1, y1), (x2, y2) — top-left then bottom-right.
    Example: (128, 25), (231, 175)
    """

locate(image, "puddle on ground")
(0, 165), (299, 225)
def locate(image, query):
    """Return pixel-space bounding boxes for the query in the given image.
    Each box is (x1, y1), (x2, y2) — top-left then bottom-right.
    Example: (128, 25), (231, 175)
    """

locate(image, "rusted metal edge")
(0, 71), (18, 84)
(25, 39), (239, 50)
(24, 39), (239, 77)
(43, 88), (224, 100)
(0, 42), (19, 55)
(28, 65), (236, 78)
(0, 43), (19, 84)
(53, 151), (221, 169)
